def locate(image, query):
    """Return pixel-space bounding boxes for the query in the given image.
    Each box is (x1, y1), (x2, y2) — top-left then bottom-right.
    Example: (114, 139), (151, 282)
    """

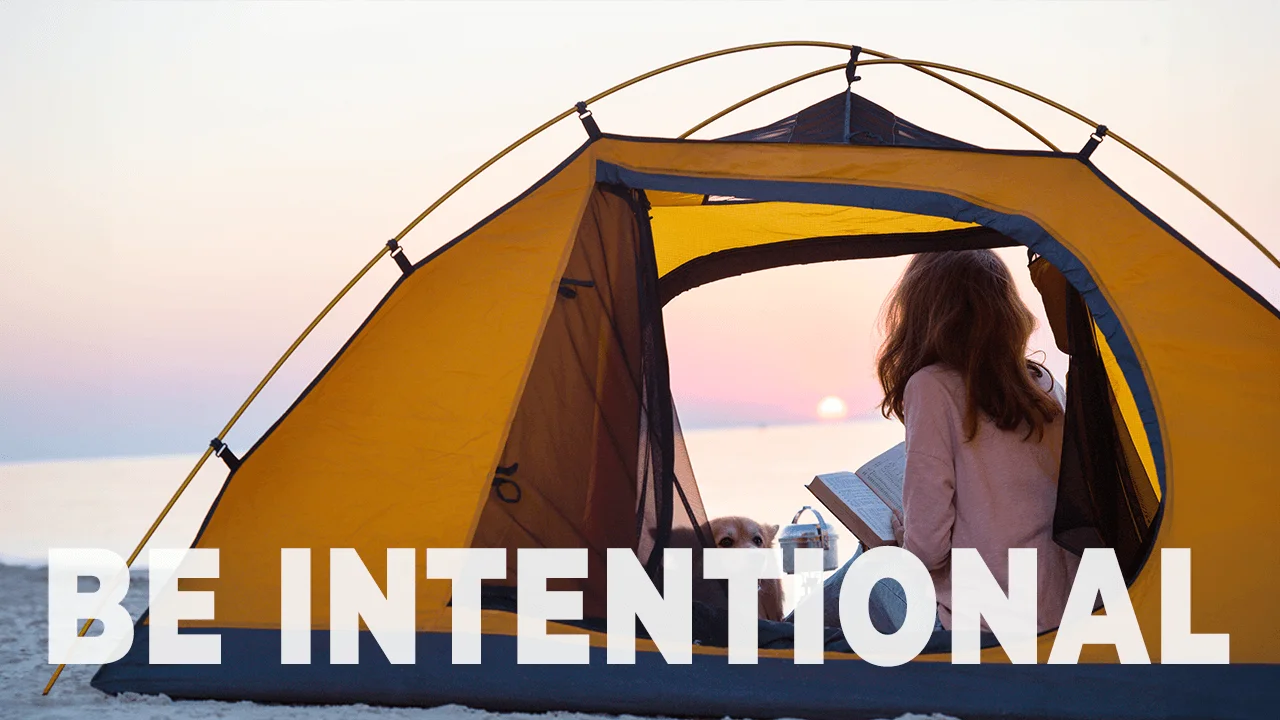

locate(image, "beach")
(1, 419), (958, 720)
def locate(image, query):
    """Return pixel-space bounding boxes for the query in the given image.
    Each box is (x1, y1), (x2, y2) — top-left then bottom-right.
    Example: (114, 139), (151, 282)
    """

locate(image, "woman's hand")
(890, 512), (905, 546)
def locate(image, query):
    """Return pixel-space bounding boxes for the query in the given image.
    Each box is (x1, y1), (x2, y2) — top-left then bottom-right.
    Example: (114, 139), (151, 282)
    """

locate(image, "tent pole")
(210, 247), (392, 440)
(41, 449), (214, 694)
(1102, 131), (1278, 268)
(682, 51), (1271, 268)
(44, 39), (1272, 696)
(846, 57), (1277, 270)
(854, 49), (1060, 151)
(680, 64), (845, 139)
(42, 42), (862, 695)
(393, 41), (853, 241)
(41, 246), (390, 695)
(678, 60), (1061, 152)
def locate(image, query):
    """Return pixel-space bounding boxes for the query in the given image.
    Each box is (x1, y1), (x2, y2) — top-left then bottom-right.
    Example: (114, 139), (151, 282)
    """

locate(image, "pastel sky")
(2, 1), (1277, 462)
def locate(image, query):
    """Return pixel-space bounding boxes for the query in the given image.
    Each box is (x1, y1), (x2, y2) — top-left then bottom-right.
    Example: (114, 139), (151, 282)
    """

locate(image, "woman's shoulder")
(905, 363), (965, 402)
(907, 363), (961, 387)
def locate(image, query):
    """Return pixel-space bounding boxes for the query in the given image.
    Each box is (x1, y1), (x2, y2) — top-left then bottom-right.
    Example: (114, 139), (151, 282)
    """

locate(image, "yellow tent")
(83, 44), (1279, 719)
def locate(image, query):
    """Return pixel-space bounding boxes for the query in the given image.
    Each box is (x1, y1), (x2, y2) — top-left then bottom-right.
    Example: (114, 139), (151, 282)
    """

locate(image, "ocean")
(1, 419), (950, 720)
(0, 418), (904, 570)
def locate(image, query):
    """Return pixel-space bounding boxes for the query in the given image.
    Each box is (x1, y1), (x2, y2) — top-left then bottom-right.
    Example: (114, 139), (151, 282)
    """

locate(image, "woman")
(808, 249), (1077, 635)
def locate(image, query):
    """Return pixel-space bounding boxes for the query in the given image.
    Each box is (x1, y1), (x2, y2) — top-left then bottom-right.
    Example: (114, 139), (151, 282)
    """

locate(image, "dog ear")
(763, 523), (779, 545)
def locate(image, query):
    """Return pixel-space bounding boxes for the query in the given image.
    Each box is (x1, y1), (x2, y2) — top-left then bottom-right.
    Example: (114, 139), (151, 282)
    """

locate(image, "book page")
(855, 441), (906, 516)
(813, 471), (894, 543)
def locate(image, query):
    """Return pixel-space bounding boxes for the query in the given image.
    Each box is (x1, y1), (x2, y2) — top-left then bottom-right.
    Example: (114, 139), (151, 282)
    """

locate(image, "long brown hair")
(876, 249), (1060, 441)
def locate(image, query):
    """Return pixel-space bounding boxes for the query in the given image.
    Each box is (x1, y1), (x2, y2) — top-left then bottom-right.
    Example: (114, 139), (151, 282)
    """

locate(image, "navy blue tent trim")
(92, 626), (1277, 720)
(595, 160), (1167, 496)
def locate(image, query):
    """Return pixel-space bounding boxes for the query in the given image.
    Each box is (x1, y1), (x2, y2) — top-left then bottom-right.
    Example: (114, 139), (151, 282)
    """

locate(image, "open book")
(807, 442), (906, 548)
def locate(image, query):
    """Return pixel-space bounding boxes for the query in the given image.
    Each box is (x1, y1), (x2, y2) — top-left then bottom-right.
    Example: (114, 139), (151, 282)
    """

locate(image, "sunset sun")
(816, 395), (850, 421)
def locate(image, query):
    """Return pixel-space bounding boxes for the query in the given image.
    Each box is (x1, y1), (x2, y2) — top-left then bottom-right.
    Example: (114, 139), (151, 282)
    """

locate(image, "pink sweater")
(899, 363), (1079, 632)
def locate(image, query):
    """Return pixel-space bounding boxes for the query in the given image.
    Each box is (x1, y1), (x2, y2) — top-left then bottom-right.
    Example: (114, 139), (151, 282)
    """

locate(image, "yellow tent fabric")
(74, 131), (1266, 711)
(650, 201), (976, 277)
(76, 63), (1280, 716)
(187, 152), (596, 630)
(592, 138), (1280, 661)
(174, 137), (1280, 666)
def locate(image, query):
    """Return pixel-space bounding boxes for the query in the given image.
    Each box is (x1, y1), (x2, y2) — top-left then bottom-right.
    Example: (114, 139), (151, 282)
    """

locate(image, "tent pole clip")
(493, 462), (521, 503)
(843, 46), (862, 143)
(1079, 124), (1108, 159)
(558, 277), (595, 299)
(210, 438), (241, 471)
(575, 101), (602, 140)
(846, 46), (863, 85)
(386, 239), (413, 274)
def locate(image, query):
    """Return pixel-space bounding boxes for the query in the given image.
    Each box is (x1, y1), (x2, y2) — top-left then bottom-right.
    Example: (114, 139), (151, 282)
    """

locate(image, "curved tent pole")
(857, 49), (1060, 151)
(1103, 135), (1276, 267)
(843, 57), (1278, 269)
(41, 247), (392, 695)
(393, 40), (852, 241)
(680, 56), (1061, 152)
(40, 39), (857, 696)
(680, 64), (845, 140)
(683, 53), (1274, 269)
(44, 39), (1275, 696)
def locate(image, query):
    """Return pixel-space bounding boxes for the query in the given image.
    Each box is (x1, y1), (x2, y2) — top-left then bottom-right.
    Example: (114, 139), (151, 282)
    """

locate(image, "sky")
(1, 1), (1277, 462)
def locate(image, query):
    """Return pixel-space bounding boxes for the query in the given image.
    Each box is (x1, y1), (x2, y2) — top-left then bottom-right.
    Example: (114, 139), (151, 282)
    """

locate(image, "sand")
(1, 562), (954, 720)
(0, 423), (956, 718)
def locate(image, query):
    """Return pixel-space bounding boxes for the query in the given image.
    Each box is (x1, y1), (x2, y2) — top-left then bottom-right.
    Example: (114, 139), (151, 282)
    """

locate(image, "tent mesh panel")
(1052, 279), (1160, 579)
(471, 185), (722, 617)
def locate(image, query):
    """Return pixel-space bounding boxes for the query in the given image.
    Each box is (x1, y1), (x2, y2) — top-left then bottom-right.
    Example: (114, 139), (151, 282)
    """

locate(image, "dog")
(709, 516), (784, 621)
